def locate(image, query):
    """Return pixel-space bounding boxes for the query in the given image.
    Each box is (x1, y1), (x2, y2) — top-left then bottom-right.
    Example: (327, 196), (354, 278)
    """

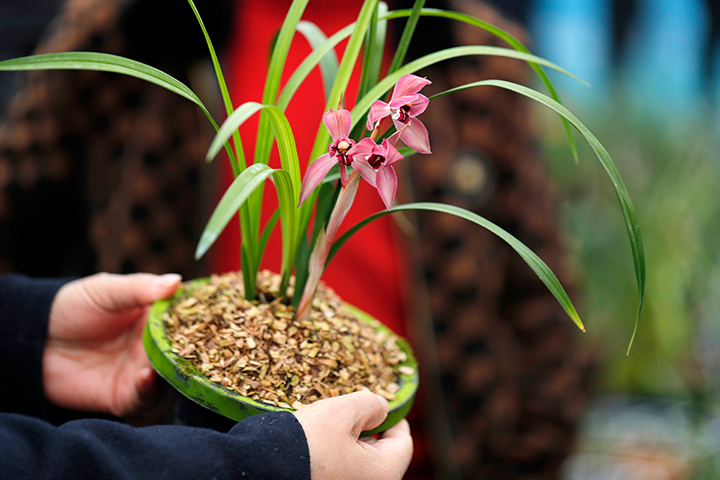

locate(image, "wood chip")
(164, 271), (408, 409)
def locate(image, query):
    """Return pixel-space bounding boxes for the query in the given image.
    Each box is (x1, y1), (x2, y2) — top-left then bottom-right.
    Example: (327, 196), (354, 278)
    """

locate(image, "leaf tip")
(571, 313), (585, 332)
(194, 231), (217, 261)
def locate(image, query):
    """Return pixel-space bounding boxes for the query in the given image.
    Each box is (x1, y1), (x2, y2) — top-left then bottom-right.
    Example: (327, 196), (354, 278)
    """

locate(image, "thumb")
(338, 391), (390, 437)
(82, 272), (182, 312)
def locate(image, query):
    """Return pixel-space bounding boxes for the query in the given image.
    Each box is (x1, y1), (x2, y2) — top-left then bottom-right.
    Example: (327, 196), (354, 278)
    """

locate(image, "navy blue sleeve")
(0, 411), (311, 480)
(0, 273), (312, 478)
(0, 274), (70, 419)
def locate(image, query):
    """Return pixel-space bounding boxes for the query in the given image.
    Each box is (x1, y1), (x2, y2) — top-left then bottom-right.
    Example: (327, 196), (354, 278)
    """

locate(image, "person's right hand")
(294, 391), (413, 480)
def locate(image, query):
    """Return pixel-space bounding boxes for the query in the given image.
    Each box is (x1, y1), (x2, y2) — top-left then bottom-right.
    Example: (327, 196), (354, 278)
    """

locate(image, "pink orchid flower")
(352, 135), (404, 210)
(366, 74), (432, 154)
(298, 108), (366, 206)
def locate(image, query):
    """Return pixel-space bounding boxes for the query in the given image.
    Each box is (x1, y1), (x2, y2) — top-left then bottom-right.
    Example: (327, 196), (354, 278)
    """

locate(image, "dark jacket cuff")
(228, 411), (311, 480)
(0, 274), (71, 418)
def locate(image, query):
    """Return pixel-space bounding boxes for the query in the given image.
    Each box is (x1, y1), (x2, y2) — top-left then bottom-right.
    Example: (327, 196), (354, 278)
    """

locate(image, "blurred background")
(1, 0), (719, 479)
(524, 0), (720, 478)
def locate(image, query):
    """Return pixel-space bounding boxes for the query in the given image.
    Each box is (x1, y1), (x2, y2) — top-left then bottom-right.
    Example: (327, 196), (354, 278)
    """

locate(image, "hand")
(43, 272), (181, 417)
(294, 391), (413, 480)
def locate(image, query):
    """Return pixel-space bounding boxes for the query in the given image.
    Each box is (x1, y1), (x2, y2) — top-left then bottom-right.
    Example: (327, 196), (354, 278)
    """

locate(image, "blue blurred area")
(527, 0), (715, 122)
(528, 0), (613, 104)
(524, 2), (720, 478)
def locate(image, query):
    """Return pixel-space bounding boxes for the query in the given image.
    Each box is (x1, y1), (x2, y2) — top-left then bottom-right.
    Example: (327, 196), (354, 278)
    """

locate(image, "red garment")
(214, 4), (435, 478)
(214, 0), (407, 338)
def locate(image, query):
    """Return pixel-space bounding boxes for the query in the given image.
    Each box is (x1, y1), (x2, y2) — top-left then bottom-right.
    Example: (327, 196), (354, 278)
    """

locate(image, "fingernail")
(375, 394), (390, 414)
(154, 273), (181, 290)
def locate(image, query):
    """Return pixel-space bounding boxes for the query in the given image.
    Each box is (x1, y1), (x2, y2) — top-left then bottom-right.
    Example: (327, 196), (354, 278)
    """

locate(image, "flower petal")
(352, 158), (377, 187)
(339, 163), (349, 187)
(392, 74), (431, 99)
(323, 108), (352, 140)
(388, 94), (418, 110)
(381, 139), (404, 166)
(347, 137), (376, 161)
(408, 93), (429, 117)
(298, 153), (337, 206)
(366, 101), (391, 130)
(376, 166), (398, 209)
(398, 118), (431, 154)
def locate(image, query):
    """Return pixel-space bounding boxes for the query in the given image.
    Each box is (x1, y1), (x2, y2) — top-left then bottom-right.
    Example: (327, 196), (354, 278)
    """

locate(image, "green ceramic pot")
(143, 277), (418, 435)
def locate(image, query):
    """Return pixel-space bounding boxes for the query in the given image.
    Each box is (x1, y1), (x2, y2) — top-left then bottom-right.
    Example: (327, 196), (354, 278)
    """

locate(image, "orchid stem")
(296, 172), (361, 321)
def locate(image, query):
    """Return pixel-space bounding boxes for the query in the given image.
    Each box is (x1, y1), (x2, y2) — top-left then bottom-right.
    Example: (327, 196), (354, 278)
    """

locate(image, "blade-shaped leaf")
(0, 50), (244, 175)
(208, 102), (301, 203)
(208, 102), (302, 290)
(291, 233), (312, 308)
(431, 79), (645, 352)
(258, 210), (281, 262)
(384, 7), (582, 161)
(195, 163), (297, 297)
(351, 45), (585, 130)
(195, 164), (277, 260)
(255, 0), (310, 166)
(187, 0), (246, 172)
(387, 0), (425, 74)
(358, 2), (389, 100)
(0, 52), (208, 116)
(307, 0), (379, 163)
(329, 202), (585, 331)
(278, 24), (356, 111)
(297, 21), (339, 102)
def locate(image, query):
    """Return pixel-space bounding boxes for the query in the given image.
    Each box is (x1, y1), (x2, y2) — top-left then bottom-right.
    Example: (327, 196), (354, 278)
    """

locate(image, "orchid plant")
(0, 0), (646, 349)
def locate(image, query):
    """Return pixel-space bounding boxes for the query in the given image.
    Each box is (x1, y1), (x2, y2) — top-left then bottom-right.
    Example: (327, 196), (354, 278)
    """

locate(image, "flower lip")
(368, 153), (384, 169)
(329, 137), (356, 166)
(394, 104), (412, 124)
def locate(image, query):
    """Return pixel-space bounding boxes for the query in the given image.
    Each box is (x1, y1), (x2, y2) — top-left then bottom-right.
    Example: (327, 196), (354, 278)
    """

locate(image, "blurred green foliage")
(539, 100), (720, 401)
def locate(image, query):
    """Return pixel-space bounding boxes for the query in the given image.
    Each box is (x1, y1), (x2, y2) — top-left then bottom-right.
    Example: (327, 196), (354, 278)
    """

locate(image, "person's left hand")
(43, 272), (181, 417)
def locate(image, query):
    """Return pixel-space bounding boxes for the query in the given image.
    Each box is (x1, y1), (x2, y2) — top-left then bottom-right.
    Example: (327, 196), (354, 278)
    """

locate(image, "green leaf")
(358, 2), (388, 100)
(186, 0), (246, 172)
(351, 45), (585, 130)
(208, 102), (302, 292)
(296, 21), (340, 102)
(432, 79), (645, 352)
(278, 24), (356, 111)
(396, 147), (417, 159)
(240, 245), (256, 301)
(250, 0), (309, 271)
(208, 102), (301, 203)
(255, 0), (310, 166)
(195, 164), (297, 297)
(383, 7), (582, 161)
(271, 169), (300, 295)
(292, 178), (340, 307)
(195, 164), (278, 261)
(258, 209), (281, 262)
(0, 50), (243, 182)
(387, 0), (425, 75)
(291, 233), (311, 308)
(0, 52), (209, 116)
(308, 0), (379, 164)
(330, 202), (585, 331)
(311, 180), (342, 244)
